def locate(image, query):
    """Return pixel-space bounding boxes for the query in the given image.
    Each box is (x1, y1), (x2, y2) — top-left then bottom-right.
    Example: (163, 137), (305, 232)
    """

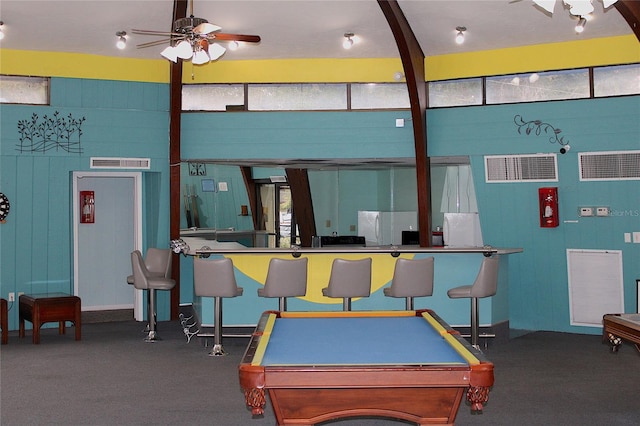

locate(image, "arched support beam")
(169, 0), (188, 320)
(285, 168), (317, 247)
(615, 0), (640, 41)
(378, 0), (432, 247)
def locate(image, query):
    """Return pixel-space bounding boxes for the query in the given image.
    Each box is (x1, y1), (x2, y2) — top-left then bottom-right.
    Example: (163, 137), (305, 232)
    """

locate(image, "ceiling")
(0, 0), (633, 61)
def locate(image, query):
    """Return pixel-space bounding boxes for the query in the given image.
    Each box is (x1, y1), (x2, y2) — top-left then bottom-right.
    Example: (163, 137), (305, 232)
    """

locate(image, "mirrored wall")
(179, 158), (477, 248)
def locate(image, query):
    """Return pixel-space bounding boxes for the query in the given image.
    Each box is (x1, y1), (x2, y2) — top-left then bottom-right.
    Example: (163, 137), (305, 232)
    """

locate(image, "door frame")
(72, 171), (144, 320)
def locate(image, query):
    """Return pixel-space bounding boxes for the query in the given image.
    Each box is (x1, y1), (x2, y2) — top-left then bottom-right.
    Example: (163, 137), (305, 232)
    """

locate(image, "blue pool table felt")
(261, 316), (468, 366)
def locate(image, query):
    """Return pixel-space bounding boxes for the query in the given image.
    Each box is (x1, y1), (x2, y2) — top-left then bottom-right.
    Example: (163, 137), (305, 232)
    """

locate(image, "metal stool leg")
(144, 289), (159, 342)
(278, 297), (287, 312)
(406, 297), (414, 311)
(209, 296), (226, 356)
(471, 297), (480, 349)
(343, 298), (352, 311)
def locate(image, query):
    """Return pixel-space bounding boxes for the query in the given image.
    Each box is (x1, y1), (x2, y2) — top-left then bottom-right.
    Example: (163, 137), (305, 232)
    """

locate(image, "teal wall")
(428, 97), (640, 333)
(181, 96), (640, 334)
(0, 77), (171, 329)
(2, 74), (638, 335)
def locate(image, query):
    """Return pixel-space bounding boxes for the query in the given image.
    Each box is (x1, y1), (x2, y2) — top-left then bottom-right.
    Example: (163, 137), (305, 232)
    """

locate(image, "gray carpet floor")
(1, 319), (638, 425)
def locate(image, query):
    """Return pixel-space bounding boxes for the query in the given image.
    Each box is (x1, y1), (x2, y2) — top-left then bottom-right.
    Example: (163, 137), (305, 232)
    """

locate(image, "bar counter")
(177, 240), (523, 337)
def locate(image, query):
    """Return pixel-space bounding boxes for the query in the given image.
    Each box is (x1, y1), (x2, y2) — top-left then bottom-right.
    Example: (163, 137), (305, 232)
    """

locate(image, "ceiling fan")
(132, 0), (261, 64)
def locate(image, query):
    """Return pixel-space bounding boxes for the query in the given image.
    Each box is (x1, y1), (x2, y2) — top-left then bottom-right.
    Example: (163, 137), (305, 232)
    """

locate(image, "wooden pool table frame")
(239, 309), (494, 426)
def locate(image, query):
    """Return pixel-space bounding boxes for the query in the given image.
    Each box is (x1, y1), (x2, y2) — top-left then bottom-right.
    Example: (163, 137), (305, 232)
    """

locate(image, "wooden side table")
(19, 293), (81, 344)
(1, 298), (7, 345)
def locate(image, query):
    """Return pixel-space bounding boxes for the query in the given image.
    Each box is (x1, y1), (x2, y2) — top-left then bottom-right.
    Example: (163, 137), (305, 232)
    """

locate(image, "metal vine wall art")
(513, 114), (569, 147)
(17, 111), (86, 154)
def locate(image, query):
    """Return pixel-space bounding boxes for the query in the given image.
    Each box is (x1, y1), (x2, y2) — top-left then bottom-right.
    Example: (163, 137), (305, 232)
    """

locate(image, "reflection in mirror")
(179, 157), (475, 248)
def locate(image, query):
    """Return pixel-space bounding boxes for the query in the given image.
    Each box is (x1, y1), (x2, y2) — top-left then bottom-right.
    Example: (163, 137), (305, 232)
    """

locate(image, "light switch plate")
(625, 233), (632, 243)
(633, 232), (640, 244)
(579, 207), (593, 217)
(596, 207), (609, 217)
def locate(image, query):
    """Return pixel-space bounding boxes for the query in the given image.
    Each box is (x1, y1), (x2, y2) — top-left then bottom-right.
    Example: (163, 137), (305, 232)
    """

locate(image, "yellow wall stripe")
(1, 36), (636, 83)
(0, 49), (169, 83)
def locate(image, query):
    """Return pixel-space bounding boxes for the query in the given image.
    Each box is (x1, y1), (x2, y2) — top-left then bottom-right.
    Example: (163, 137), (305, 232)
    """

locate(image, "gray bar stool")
(383, 257), (435, 310)
(127, 248), (172, 333)
(194, 257), (243, 356)
(447, 256), (499, 349)
(322, 258), (372, 311)
(130, 250), (176, 342)
(258, 257), (308, 311)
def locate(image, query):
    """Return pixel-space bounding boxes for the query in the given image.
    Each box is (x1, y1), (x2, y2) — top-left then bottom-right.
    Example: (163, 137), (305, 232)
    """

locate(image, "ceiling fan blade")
(132, 28), (184, 37)
(136, 38), (180, 49)
(194, 22), (221, 35)
(209, 33), (261, 43)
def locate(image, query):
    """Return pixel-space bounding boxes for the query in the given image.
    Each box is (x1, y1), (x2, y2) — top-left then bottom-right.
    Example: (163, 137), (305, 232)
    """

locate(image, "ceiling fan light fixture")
(115, 31), (127, 50)
(208, 43), (226, 61)
(160, 45), (179, 62)
(455, 26), (466, 45)
(575, 16), (587, 33)
(192, 49), (210, 65)
(564, 0), (594, 16)
(0, 21), (5, 41)
(175, 40), (194, 59)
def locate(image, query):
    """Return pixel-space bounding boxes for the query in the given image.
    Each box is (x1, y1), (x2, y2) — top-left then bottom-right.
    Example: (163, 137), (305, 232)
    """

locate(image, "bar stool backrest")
(194, 257), (241, 298)
(470, 256), (499, 298)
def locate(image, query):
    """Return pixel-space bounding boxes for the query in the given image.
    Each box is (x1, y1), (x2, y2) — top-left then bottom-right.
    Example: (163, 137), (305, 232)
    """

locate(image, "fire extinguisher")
(80, 191), (95, 224)
(538, 187), (559, 228)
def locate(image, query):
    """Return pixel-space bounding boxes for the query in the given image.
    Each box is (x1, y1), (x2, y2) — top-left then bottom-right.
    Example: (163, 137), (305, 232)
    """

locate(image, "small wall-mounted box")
(579, 207), (593, 217)
(596, 207), (610, 217)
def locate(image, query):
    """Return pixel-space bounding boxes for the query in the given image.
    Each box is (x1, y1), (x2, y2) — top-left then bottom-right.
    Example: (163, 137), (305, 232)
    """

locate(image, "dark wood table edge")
(1, 298), (7, 345)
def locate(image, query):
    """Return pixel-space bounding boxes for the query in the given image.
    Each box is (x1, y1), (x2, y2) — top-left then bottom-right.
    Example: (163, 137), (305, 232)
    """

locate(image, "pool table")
(602, 313), (640, 353)
(239, 310), (494, 425)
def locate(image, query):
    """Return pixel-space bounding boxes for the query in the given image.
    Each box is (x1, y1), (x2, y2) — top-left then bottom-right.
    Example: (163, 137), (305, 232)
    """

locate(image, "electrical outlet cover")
(579, 207), (593, 217)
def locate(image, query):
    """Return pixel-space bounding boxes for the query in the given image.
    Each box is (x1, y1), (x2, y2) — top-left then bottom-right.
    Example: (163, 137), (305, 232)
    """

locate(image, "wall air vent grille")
(579, 151), (640, 181)
(90, 157), (151, 170)
(484, 154), (558, 183)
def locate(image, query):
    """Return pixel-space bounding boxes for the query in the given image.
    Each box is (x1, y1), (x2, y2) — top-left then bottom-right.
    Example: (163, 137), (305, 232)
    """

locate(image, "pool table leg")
(467, 385), (491, 412)
(606, 332), (623, 353)
(244, 387), (266, 416)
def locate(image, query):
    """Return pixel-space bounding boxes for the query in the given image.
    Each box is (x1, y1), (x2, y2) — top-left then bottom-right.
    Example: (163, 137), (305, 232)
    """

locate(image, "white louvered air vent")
(484, 154), (558, 183)
(579, 150), (640, 181)
(90, 157), (151, 170)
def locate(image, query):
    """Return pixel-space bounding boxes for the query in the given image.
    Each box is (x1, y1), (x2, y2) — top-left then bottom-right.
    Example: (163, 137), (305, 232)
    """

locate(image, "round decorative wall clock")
(0, 192), (10, 223)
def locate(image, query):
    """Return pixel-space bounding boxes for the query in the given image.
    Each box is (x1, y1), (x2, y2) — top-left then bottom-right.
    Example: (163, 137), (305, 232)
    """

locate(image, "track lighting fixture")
(0, 21), (5, 41)
(455, 26), (466, 45)
(115, 31), (127, 49)
(343, 32), (354, 49)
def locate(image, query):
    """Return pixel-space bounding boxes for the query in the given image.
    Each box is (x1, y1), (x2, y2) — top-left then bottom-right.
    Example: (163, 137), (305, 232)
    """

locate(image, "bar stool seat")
(130, 250), (176, 342)
(194, 257), (243, 356)
(258, 257), (308, 311)
(383, 257), (434, 310)
(447, 256), (499, 349)
(322, 258), (372, 311)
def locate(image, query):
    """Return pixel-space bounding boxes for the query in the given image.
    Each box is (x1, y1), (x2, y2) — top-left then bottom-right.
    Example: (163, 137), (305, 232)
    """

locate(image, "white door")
(73, 172), (142, 318)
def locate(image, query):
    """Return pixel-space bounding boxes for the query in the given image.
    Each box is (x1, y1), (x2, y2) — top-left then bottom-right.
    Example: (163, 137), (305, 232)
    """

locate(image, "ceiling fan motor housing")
(173, 16), (208, 33)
